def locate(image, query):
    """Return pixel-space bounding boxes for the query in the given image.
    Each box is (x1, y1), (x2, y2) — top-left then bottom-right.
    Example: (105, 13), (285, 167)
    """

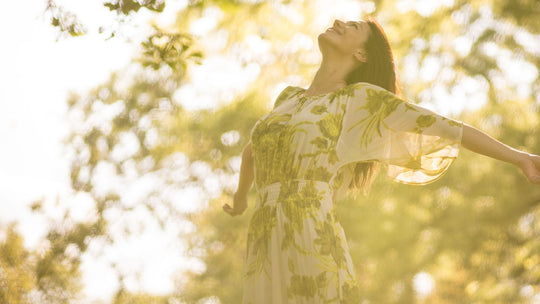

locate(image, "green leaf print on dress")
(288, 273), (319, 299)
(247, 111), (316, 278)
(346, 87), (401, 148)
(279, 181), (324, 252)
(316, 112), (343, 164)
(314, 213), (346, 268)
(251, 112), (312, 188)
(413, 114), (437, 133)
(338, 83), (463, 185)
(243, 83), (462, 303)
(245, 193), (277, 278)
(301, 108), (346, 166)
(286, 259), (360, 303)
(310, 104), (328, 115)
(284, 209), (360, 303)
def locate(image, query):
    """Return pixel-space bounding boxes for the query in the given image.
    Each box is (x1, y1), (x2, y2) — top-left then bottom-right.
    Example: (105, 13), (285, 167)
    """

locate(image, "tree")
(0, 212), (92, 304)
(44, 0), (165, 39)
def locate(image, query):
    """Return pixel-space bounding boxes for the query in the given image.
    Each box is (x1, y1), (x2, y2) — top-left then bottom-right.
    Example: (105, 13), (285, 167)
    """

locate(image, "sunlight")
(514, 30), (540, 55)
(397, 0), (454, 17)
(452, 36), (473, 57)
(413, 271), (435, 297)
(275, 2), (304, 25)
(221, 130), (241, 146)
(173, 56), (261, 111)
(81, 250), (119, 300)
(2, 0), (539, 302)
(312, 0), (367, 31)
(189, 6), (223, 37)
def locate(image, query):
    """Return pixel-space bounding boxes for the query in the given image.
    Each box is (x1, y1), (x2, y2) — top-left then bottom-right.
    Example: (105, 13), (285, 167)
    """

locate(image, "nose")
(333, 19), (344, 28)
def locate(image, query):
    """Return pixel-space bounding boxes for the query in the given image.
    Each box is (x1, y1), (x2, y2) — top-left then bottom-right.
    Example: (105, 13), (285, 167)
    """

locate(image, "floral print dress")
(242, 82), (463, 303)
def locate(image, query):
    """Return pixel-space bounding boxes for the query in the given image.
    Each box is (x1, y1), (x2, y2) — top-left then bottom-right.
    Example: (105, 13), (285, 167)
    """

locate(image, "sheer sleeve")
(336, 83), (463, 185)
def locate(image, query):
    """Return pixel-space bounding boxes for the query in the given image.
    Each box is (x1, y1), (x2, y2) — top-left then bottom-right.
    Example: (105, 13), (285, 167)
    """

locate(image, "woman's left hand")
(517, 153), (540, 184)
(223, 192), (247, 216)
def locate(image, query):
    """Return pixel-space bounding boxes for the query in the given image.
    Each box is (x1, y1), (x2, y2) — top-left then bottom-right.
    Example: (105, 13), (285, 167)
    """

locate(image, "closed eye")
(347, 22), (359, 29)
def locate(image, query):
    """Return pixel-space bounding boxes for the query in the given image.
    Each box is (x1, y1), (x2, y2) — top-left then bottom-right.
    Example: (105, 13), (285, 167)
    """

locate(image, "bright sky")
(0, 5), (114, 235)
(0, 0), (192, 301)
(1, 0), (538, 303)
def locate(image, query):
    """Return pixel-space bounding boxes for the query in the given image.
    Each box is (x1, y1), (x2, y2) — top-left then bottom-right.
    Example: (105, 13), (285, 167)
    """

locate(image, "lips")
(327, 27), (342, 35)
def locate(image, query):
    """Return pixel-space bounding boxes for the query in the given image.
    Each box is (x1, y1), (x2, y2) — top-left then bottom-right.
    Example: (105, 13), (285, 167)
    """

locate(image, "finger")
(223, 204), (234, 215)
(223, 203), (244, 216)
(527, 166), (540, 184)
(528, 174), (540, 184)
(523, 162), (537, 179)
(530, 155), (540, 170)
(527, 171), (540, 184)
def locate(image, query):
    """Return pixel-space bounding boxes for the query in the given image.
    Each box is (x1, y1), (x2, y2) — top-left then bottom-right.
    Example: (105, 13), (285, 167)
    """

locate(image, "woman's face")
(318, 19), (371, 62)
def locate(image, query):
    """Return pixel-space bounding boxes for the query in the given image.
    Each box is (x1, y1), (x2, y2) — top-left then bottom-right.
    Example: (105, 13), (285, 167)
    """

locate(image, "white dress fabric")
(242, 82), (463, 303)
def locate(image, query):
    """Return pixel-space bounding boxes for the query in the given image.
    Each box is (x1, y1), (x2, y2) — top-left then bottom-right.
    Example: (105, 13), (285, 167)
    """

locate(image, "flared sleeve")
(336, 83), (463, 185)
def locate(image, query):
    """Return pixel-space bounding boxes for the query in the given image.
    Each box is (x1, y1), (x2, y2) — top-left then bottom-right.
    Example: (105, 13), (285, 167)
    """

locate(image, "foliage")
(103, 0), (166, 16)
(45, 0), (87, 39)
(0, 220), (86, 304)
(139, 26), (203, 71)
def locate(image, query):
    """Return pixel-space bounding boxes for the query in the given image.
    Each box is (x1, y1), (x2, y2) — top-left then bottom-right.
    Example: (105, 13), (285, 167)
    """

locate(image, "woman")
(223, 17), (540, 303)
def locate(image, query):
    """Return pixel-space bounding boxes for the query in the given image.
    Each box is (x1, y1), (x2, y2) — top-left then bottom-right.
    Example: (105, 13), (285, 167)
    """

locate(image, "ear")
(354, 49), (367, 64)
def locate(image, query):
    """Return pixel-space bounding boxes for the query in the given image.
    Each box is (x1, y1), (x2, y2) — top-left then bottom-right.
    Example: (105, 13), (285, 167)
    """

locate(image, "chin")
(318, 33), (336, 52)
(318, 31), (332, 40)
(317, 32), (333, 46)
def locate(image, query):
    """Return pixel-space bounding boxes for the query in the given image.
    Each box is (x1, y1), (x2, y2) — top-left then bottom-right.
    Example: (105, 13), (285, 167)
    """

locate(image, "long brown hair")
(345, 16), (401, 197)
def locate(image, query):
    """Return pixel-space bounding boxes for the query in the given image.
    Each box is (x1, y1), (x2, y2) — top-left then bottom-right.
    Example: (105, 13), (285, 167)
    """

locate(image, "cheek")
(342, 38), (360, 53)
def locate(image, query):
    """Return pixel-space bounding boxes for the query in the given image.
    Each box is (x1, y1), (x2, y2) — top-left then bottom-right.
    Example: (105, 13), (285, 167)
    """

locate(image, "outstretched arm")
(461, 123), (540, 184)
(223, 141), (254, 216)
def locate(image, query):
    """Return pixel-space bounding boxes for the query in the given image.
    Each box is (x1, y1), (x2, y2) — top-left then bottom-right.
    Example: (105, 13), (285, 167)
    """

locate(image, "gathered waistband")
(254, 179), (333, 209)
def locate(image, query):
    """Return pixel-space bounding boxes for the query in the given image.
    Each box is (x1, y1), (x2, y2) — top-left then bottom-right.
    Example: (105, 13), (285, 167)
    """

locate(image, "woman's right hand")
(516, 153), (540, 184)
(223, 192), (248, 216)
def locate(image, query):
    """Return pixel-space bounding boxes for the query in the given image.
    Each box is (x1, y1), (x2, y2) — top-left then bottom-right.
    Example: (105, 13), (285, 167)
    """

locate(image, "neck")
(305, 57), (355, 96)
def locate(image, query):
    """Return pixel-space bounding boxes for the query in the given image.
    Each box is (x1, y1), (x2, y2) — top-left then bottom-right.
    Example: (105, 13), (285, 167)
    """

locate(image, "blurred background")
(0, 0), (539, 303)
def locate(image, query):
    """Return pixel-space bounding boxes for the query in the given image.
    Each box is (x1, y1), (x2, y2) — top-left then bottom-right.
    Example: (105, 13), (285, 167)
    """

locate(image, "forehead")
(348, 20), (371, 34)
(346, 20), (368, 28)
